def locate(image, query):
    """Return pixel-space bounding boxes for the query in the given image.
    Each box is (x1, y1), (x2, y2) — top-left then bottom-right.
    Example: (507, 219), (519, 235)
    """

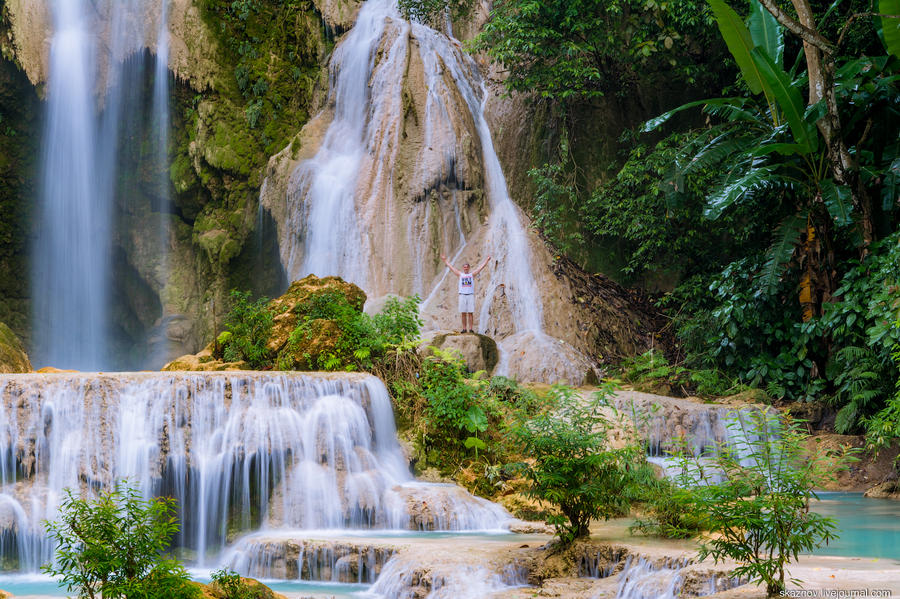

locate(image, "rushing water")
(31, 0), (170, 371)
(0, 373), (510, 573)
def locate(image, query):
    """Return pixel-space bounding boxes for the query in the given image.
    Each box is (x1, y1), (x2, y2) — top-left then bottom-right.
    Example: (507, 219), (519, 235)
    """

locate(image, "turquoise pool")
(810, 492), (900, 560)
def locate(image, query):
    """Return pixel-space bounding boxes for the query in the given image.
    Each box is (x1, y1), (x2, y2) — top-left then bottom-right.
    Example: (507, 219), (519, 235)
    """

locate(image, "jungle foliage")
(43, 482), (198, 599)
(479, 0), (900, 439)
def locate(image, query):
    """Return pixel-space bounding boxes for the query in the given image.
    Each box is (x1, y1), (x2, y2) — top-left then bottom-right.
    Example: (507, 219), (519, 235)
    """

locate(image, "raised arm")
(440, 253), (462, 276)
(472, 255), (492, 275)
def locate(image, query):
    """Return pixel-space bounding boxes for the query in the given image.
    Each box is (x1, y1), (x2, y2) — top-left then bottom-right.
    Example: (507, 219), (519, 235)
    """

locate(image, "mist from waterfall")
(31, 0), (171, 371)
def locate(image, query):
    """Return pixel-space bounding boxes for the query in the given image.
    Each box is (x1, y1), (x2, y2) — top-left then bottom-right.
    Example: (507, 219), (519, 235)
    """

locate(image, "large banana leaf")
(750, 47), (818, 153)
(705, 164), (778, 219)
(821, 179), (853, 227)
(641, 97), (747, 132)
(748, 0), (783, 67)
(881, 0), (900, 60)
(708, 0), (769, 97)
(761, 212), (805, 293)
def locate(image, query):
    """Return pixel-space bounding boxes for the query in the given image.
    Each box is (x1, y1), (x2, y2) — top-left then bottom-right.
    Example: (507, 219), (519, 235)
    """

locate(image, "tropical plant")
(221, 290), (273, 368)
(670, 410), (857, 596)
(509, 384), (651, 544)
(43, 482), (198, 599)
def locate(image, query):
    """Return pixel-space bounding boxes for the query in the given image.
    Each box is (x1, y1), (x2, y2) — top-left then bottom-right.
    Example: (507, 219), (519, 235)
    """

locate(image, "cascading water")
(272, 0), (543, 336)
(0, 372), (510, 573)
(31, 0), (170, 371)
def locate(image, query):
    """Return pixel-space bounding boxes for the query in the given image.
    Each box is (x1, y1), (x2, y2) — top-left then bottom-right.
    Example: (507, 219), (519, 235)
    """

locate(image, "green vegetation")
(221, 290), (274, 368)
(398, 0), (474, 27)
(284, 293), (423, 371)
(509, 384), (652, 543)
(471, 0), (716, 99)
(475, 0), (899, 444)
(210, 569), (273, 599)
(667, 411), (857, 596)
(43, 482), (198, 599)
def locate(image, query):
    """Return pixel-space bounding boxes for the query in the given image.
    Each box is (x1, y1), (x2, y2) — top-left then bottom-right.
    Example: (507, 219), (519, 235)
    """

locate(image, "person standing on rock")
(441, 253), (491, 333)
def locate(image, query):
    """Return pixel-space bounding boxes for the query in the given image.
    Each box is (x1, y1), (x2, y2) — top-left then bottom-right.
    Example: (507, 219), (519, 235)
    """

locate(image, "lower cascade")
(0, 372), (511, 573)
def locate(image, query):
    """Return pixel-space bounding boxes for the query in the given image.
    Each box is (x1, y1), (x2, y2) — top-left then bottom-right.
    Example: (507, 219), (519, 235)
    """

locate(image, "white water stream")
(32, 0), (170, 371)
(277, 0), (543, 337)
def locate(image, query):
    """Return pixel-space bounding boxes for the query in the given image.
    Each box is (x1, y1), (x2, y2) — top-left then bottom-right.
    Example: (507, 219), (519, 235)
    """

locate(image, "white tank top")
(459, 273), (474, 294)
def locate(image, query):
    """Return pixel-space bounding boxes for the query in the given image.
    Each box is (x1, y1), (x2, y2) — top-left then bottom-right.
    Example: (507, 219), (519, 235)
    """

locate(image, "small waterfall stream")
(31, 0), (170, 371)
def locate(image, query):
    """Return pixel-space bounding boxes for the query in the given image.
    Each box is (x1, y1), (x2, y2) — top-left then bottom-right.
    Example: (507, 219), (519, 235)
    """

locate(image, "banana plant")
(645, 0), (898, 321)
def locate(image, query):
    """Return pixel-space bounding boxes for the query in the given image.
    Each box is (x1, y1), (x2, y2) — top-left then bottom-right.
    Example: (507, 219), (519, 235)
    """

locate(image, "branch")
(756, 0), (836, 54)
(837, 12), (896, 50)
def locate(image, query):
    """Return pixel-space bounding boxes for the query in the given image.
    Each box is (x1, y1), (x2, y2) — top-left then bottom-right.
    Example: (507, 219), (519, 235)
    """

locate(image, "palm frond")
(760, 213), (805, 293)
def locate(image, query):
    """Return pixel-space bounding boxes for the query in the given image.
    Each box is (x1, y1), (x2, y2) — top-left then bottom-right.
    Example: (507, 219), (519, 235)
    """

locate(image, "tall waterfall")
(275, 0), (543, 335)
(31, 0), (171, 371)
(0, 373), (509, 571)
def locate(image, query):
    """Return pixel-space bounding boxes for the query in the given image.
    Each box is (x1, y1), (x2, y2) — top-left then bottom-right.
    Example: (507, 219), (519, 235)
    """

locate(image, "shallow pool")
(810, 492), (900, 560)
(0, 574), (369, 598)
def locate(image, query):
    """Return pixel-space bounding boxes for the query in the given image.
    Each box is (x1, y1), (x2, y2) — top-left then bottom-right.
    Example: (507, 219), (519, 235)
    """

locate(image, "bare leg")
(460, 313), (467, 332)
(466, 313), (474, 332)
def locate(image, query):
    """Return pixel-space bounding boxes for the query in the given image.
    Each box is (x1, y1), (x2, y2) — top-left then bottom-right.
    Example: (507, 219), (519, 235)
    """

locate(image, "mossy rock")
(267, 275), (366, 354)
(199, 576), (288, 599)
(0, 321), (31, 373)
(277, 319), (343, 370)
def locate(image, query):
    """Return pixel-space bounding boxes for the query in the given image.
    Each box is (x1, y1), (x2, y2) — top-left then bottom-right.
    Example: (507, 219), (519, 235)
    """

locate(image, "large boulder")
(0, 321), (31, 373)
(163, 275), (365, 372)
(266, 275), (366, 355)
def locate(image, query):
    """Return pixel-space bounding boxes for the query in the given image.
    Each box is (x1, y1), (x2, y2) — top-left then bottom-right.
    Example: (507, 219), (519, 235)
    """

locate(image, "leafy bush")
(631, 478), (707, 539)
(864, 335), (900, 465)
(43, 482), (198, 599)
(222, 290), (273, 368)
(398, 0), (474, 26)
(670, 410), (857, 596)
(286, 293), (422, 371)
(509, 384), (650, 544)
(210, 569), (270, 599)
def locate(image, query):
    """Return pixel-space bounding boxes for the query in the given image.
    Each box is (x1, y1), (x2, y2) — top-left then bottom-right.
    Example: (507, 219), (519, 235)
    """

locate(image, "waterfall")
(31, 0), (171, 371)
(0, 372), (510, 571)
(273, 0), (543, 336)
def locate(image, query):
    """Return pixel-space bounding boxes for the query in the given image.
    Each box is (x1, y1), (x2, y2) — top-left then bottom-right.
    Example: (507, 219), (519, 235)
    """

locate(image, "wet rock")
(864, 478), (900, 500)
(498, 331), (599, 386)
(313, 0), (363, 32)
(0, 321), (31, 373)
(420, 331), (499, 374)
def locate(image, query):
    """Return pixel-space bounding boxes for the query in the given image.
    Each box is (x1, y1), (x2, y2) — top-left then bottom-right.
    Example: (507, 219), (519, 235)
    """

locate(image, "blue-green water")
(810, 492), (900, 560)
(0, 574), (369, 598)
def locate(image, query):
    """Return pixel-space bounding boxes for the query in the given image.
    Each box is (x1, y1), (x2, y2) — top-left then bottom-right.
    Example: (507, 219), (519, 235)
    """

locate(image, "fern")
(760, 213), (805, 293)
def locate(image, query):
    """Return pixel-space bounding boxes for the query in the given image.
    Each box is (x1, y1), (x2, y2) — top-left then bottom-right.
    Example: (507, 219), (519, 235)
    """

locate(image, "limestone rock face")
(313, 0), (363, 31)
(420, 331), (499, 374)
(0, 321), (31, 373)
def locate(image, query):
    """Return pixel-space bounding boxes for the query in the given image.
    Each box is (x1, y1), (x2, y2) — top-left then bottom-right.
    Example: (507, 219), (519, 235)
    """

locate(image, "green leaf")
(642, 98), (745, 132)
(747, 0), (783, 67)
(880, 0), (900, 60)
(705, 165), (778, 219)
(821, 180), (854, 227)
(464, 436), (487, 451)
(708, 0), (767, 95)
(761, 213), (804, 292)
(882, 156), (900, 211)
(750, 47), (817, 153)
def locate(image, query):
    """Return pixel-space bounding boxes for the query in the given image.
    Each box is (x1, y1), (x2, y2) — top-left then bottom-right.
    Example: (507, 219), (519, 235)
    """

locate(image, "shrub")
(222, 290), (273, 368)
(43, 481), (198, 599)
(509, 384), (650, 544)
(670, 410), (858, 596)
(630, 478), (707, 539)
(210, 569), (270, 599)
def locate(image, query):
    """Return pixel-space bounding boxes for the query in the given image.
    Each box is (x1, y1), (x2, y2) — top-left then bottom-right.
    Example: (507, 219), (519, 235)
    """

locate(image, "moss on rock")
(0, 321), (31, 373)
